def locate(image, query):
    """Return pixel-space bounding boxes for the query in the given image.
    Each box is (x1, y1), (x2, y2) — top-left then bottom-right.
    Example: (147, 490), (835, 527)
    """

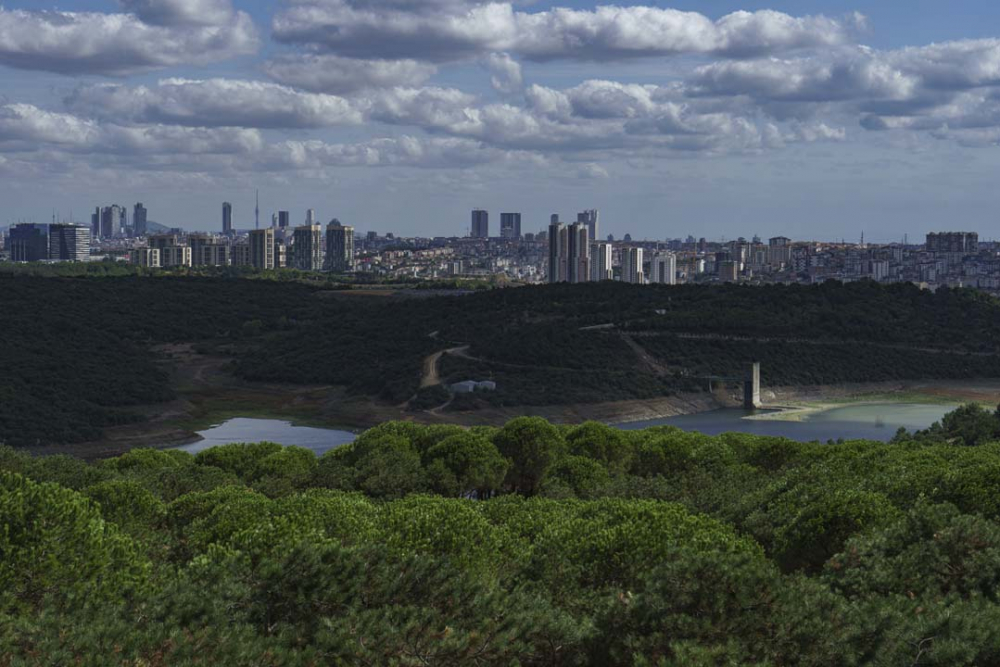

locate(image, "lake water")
(175, 418), (357, 454)
(174, 403), (957, 455)
(619, 403), (958, 442)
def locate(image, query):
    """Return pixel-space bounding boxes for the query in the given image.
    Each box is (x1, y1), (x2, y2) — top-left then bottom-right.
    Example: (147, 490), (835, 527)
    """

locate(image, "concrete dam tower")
(744, 362), (762, 409)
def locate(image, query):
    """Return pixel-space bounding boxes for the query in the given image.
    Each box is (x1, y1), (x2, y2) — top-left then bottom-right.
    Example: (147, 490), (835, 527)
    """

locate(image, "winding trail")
(421, 345), (470, 388)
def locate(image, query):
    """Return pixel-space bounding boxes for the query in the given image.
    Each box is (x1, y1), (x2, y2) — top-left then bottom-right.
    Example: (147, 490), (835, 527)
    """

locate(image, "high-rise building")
(500, 213), (521, 239)
(305, 209), (316, 226)
(278, 211), (290, 229)
(622, 247), (644, 284)
(133, 203), (148, 237)
(591, 242), (613, 281)
(325, 219), (354, 272)
(293, 224), (323, 271)
(577, 209), (599, 244)
(547, 219), (569, 283)
(567, 222), (590, 284)
(9, 224), (48, 262)
(188, 234), (212, 266)
(650, 251), (677, 285)
(91, 207), (100, 239)
(149, 234), (180, 251)
(130, 248), (161, 268)
(249, 228), (276, 270)
(100, 205), (123, 239)
(161, 246), (193, 268)
(926, 232), (979, 254)
(222, 202), (233, 235)
(193, 243), (230, 267)
(48, 224), (90, 262)
(718, 260), (739, 282)
(471, 209), (489, 238)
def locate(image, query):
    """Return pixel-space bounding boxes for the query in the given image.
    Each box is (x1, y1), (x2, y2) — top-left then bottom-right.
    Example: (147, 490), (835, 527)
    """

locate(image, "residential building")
(547, 219), (569, 283)
(249, 228), (276, 269)
(231, 243), (251, 267)
(160, 246), (192, 267)
(650, 251), (677, 285)
(293, 224), (323, 271)
(325, 219), (354, 272)
(927, 232), (979, 254)
(48, 224), (90, 262)
(622, 247), (644, 284)
(567, 222), (590, 283)
(591, 242), (613, 281)
(149, 234), (181, 251)
(130, 248), (161, 268)
(577, 209), (599, 244)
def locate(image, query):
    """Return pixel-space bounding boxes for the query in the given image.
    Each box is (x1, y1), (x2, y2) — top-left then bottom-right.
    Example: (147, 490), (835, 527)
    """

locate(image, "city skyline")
(3, 1), (1000, 239)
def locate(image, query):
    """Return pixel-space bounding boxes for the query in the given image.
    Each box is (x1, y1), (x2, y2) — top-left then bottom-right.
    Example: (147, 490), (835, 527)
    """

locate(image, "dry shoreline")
(36, 376), (1000, 460)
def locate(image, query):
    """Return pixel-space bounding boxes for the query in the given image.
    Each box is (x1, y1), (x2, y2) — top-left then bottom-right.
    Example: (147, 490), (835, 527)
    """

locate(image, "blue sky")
(1, 0), (999, 241)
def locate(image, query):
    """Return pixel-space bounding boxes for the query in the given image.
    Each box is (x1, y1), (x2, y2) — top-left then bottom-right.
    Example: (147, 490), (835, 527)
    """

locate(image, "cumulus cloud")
(484, 53), (523, 94)
(263, 55), (436, 94)
(65, 79), (362, 129)
(685, 39), (1000, 136)
(117, 0), (235, 27)
(272, 2), (854, 63)
(0, 6), (258, 76)
(0, 103), (262, 155)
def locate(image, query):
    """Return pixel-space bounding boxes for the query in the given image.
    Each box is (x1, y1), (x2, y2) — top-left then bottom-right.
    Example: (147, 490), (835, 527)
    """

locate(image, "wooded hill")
(4, 275), (1000, 446)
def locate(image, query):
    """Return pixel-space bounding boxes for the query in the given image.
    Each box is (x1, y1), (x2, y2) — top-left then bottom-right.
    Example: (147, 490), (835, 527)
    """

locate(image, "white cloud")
(484, 53), (523, 94)
(272, 2), (854, 63)
(0, 6), (258, 76)
(263, 55), (436, 94)
(65, 79), (362, 129)
(117, 0), (235, 27)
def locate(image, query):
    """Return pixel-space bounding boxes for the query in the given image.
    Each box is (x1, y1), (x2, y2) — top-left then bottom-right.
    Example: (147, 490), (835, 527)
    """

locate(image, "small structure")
(744, 362), (762, 409)
(449, 380), (498, 394)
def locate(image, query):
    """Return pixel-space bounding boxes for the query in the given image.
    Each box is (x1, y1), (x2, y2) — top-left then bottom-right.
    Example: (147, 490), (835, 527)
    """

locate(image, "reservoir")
(174, 402), (958, 456)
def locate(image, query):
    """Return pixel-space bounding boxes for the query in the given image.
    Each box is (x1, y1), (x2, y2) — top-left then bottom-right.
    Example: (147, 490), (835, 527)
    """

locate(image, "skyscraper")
(222, 202), (233, 235)
(9, 224), (48, 261)
(325, 219), (354, 272)
(278, 211), (290, 229)
(622, 247), (644, 284)
(305, 209), (316, 226)
(255, 190), (260, 230)
(133, 203), (148, 237)
(91, 207), (100, 239)
(100, 205), (123, 239)
(249, 228), (276, 270)
(500, 213), (521, 239)
(591, 242), (613, 281)
(650, 251), (676, 285)
(48, 224), (90, 262)
(567, 222), (590, 284)
(577, 209), (599, 244)
(547, 218), (569, 283)
(471, 209), (489, 238)
(293, 224), (323, 271)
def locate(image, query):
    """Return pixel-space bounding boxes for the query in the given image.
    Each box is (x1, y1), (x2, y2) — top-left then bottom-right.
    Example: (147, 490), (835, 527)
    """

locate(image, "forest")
(4, 275), (1000, 446)
(8, 407), (1000, 664)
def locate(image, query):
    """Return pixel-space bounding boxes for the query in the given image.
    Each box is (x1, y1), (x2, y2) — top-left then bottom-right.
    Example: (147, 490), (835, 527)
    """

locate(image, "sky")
(1, 1), (999, 240)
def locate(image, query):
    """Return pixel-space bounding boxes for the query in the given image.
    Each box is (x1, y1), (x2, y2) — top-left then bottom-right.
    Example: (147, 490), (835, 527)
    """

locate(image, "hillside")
(4, 276), (1000, 447)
